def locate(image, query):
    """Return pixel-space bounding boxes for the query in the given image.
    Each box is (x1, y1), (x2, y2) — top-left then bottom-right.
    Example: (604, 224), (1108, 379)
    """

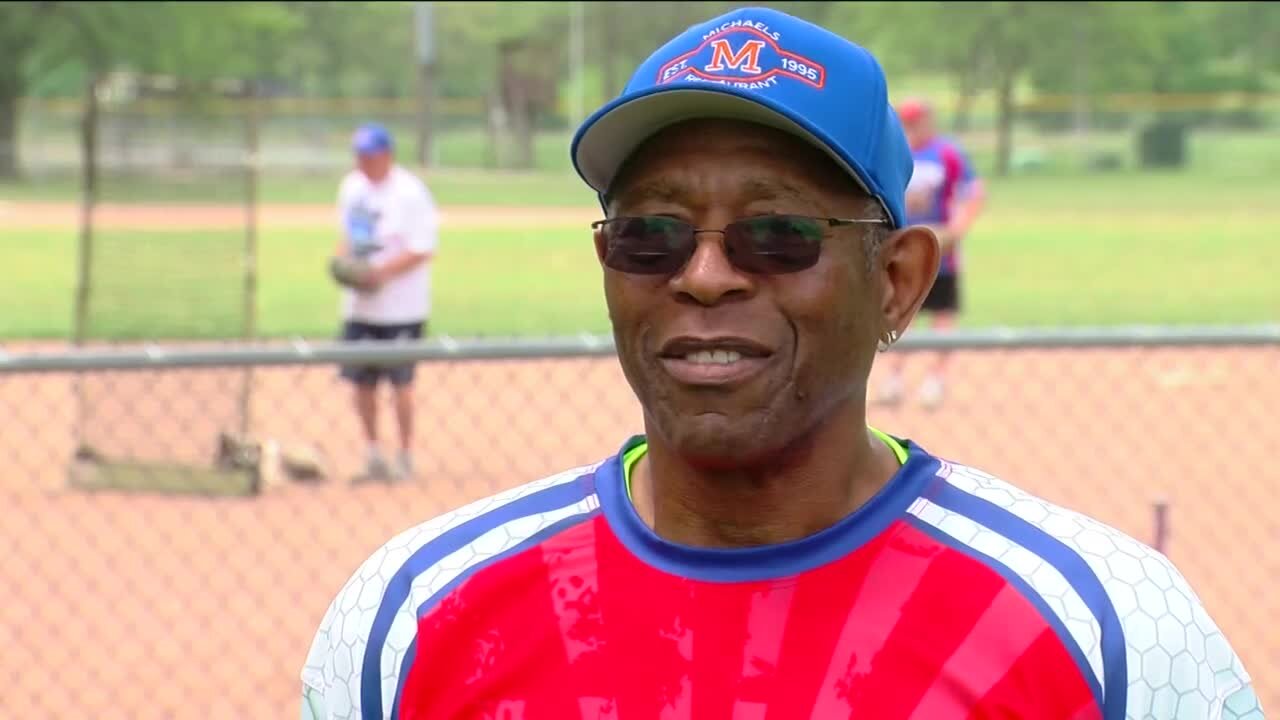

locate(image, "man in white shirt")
(334, 122), (439, 481)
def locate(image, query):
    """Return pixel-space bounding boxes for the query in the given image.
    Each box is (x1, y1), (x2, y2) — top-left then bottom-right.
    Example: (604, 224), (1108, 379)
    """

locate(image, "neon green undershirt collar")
(623, 426), (909, 503)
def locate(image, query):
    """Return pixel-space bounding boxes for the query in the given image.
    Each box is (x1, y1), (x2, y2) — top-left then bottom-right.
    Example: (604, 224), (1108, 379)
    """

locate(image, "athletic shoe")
(920, 375), (946, 410)
(875, 374), (905, 407)
(395, 451), (415, 481)
(353, 451), (393, 484)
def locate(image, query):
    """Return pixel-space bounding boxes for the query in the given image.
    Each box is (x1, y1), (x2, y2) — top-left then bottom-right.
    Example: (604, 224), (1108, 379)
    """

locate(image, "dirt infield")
(0, 200), (597, 231)
(1, 341), (1276, 717)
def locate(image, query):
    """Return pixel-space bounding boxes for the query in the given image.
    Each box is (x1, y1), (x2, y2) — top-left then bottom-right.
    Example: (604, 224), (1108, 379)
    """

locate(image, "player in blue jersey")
(877, 98), (987, 410)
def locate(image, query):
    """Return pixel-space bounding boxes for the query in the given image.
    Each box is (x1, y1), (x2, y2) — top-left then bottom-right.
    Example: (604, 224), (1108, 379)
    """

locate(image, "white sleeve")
(403, 182), (439, 255)
(300, 686), (327, 720)
(300, 525), (430, 720)
(336, 174), (356, 233)
(1114, 547), (1263, 719)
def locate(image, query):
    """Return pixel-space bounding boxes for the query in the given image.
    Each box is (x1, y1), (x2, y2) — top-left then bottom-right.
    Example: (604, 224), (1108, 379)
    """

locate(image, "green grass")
(3, 125), (1277, 339)
(2, 225), (612, 340)
(2, 166), (1277, 341)
(69, 459), (258, 496)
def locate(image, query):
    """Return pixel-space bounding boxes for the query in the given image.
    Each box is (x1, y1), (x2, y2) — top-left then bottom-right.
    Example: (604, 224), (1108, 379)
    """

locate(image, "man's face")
(357, 151), (392, 182)
(902, 115), (933, 150)
(597, 119), (901, 469)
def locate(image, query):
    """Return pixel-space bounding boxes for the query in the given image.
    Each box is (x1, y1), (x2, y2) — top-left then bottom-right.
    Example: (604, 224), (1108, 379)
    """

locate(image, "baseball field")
(1, 130), (1277, 717)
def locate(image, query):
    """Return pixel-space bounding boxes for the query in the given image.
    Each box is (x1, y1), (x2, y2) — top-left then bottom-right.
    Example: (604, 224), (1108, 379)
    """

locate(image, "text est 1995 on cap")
(571, 6), (914, 229)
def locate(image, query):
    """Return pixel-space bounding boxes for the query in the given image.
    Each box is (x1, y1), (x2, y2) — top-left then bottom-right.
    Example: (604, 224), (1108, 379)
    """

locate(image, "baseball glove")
(328, 256), (377, 290)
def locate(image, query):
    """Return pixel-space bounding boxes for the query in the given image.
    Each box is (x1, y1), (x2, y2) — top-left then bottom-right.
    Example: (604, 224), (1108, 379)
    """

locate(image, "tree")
(0, 3), (61, 177)
(1, 2), (302, 178)
(277, 1), (413, 97)
(827, 1), (1081, 177)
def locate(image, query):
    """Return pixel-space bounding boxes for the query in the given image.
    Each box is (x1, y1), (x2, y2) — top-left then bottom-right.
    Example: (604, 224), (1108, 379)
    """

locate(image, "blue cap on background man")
(352, 122), (394, 156)
(571, 6), (913, 228)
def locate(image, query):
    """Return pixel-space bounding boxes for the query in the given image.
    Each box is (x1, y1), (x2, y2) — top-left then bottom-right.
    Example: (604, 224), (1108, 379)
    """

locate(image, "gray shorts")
(338, 320), (426, 387)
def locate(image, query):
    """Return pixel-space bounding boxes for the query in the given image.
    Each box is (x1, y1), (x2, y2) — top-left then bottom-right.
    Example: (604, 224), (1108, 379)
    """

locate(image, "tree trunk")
(0, 66), (22, 179)
(415, 61), (435, 167)
(509, 93), (534, 169)
(952, 51), (981, 134)
(484, 90), (503, 169)
(498, 41), (535, 170)
(599, 2), (619, 99)
(1072, 17), (1091, 139)
(994, 68), (1015, 177)
(74, 74), (102, 345)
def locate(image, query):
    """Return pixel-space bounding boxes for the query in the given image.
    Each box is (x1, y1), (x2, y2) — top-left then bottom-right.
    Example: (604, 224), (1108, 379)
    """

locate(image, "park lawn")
(0, 225), (612, 340)
(2, 167), (1276, 341)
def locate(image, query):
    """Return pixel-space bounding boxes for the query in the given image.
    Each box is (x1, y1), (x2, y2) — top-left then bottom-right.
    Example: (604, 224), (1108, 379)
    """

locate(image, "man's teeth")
(684, 349), (743, 365)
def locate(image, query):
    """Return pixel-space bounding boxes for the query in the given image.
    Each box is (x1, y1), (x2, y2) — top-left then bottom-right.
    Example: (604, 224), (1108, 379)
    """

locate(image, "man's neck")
(910, 134), (935, 152)
(364, 166), (394, 186)
(630, 406), (901, 549)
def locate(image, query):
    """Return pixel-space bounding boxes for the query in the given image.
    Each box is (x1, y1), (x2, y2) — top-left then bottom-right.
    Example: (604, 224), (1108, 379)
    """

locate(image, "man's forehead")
(614, 174), (814, 207)
(609, 121), (861, 208)
(639, 117), (802, 153)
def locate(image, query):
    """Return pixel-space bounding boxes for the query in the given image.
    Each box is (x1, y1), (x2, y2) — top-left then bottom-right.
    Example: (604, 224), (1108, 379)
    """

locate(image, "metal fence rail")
(3, 324), (1278, 372)
(1, 327), (1276, 718)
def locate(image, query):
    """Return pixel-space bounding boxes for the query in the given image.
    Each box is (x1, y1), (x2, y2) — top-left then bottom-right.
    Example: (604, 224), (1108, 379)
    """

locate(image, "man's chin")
(657, 412), (785, 471)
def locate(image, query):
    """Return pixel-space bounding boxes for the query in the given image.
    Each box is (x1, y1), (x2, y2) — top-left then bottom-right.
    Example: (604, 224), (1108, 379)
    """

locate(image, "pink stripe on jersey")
(808, 527), (936, 717)
(906, 582), (1044, 718)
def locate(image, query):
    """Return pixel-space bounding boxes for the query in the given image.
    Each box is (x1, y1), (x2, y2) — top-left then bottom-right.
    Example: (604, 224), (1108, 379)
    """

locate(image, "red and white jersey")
(301, 435), (1261, 720)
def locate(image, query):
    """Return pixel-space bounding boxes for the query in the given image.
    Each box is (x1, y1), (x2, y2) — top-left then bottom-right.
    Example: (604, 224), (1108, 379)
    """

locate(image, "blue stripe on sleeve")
(905, 515), (1104, 713)
(930, 481), (1127, 720)
(360, 475), (593, 719)
(389, 509), (599, 720)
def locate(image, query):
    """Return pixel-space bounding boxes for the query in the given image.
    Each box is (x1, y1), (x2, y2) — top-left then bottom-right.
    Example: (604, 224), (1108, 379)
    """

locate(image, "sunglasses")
(591, 214), (889, 276)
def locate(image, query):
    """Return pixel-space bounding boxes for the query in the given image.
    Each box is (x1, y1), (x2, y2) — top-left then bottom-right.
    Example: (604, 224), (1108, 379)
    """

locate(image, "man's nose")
(668, 227), (756, 306)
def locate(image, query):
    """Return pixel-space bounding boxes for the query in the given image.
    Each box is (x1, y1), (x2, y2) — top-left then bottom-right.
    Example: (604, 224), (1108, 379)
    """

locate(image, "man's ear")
(877, 224), (941, 337)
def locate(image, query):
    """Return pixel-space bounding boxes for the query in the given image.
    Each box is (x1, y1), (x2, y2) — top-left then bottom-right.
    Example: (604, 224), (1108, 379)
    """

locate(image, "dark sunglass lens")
(602, 217), (691, 274)
(727, 215), (823, 274)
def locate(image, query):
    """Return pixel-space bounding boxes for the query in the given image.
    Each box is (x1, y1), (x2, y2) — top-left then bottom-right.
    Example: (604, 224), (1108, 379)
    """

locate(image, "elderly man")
(334, 122), (439, 482)
(301, 8), (1260, 719)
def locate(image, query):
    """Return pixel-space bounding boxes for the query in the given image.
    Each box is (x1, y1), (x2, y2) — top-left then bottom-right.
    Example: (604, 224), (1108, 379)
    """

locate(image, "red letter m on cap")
(705, 38), (765, 74)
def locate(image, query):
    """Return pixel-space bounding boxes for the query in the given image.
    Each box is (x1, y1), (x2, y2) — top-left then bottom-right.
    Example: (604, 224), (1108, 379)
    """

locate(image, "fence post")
(71, 73), (102, 460)
(1152, 497), (1170, 555)
(73, 73), (101, 348)
(240, 80), (260, 437)
(414, 2), (436, 167)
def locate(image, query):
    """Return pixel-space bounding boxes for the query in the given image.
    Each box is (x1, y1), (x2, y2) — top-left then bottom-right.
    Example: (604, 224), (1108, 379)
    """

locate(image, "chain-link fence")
(1, 328), (1277, 718)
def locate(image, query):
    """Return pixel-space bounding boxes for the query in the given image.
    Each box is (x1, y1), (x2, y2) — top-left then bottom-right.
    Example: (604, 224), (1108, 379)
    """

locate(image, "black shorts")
(338, 320), (427, 387)
(922, 273), (961, 313)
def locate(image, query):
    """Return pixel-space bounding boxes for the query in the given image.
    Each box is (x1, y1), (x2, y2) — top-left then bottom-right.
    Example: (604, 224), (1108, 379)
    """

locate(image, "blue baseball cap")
(571, 7), (913, 228)
(352, 122), (393, 156)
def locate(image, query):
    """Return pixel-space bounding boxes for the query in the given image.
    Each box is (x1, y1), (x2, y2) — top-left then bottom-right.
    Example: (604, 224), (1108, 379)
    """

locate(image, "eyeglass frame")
(589, 214), (893, 276)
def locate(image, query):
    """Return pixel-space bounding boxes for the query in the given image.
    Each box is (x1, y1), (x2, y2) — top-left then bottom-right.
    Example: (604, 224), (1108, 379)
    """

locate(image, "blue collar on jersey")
(596, 433), (939, 583)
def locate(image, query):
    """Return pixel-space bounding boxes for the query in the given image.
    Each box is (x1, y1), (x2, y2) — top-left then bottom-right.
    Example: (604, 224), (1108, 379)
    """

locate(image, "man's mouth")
(660, 336), (773, 358)
(681, 349), (745, 365)
(657, 337), (774, 386)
